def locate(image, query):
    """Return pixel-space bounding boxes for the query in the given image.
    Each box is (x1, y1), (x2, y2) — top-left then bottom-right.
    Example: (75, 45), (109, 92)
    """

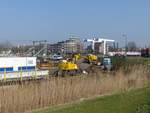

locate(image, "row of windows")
(0, 66), (35, 72)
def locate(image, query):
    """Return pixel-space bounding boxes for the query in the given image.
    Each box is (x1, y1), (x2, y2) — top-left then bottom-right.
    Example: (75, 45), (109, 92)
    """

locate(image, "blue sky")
(0, 0), (150, 47)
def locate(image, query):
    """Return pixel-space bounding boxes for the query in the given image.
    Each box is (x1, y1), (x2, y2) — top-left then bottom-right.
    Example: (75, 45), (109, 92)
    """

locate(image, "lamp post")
(122, 34), (127, 56)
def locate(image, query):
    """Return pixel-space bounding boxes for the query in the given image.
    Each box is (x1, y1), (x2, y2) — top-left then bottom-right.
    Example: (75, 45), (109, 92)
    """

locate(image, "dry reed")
(0, 65), (150, 113)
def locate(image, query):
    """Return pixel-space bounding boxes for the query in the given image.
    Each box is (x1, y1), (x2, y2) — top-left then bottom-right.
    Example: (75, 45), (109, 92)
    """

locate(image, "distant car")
(50, 54), (63, 60)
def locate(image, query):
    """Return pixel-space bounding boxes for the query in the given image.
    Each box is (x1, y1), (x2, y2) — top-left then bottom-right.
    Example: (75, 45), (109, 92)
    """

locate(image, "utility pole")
(122, 34), (127, 56)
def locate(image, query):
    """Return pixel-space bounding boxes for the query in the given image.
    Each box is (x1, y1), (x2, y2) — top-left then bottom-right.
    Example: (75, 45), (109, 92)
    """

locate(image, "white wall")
(0, 57), (36, 68)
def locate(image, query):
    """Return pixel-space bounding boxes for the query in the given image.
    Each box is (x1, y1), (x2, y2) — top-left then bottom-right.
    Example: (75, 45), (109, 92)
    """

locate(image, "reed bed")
(0, 64), (150, 113)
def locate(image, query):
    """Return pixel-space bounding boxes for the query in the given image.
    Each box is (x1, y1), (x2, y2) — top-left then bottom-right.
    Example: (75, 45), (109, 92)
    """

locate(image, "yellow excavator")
(54, 53), (98, 76)
(73, 53), (97, 63)
(84, 54), (98, 64)
(72, 53), (99, 65)
(56, 59), (79, 76)
(73, 53), (81, 62)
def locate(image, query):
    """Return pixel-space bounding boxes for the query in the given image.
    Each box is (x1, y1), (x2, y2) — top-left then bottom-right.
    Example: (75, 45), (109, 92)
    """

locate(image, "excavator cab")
(101, 57), (112, 71)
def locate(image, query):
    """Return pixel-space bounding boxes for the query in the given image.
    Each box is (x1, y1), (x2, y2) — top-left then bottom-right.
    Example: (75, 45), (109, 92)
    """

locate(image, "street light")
(122, 34), (127, 55)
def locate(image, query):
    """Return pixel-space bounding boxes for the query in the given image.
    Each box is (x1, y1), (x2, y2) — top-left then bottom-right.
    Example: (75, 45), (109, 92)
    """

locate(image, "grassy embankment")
(29, 86), (150, 113)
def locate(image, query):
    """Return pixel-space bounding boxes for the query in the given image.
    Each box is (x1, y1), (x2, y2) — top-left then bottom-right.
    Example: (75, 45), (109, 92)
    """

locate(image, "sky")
(0, 0), (150, 47)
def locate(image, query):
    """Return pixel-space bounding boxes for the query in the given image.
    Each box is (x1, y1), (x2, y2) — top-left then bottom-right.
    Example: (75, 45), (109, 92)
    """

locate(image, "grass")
(29, 87), (150, 113)
(126, 57), (150, 65)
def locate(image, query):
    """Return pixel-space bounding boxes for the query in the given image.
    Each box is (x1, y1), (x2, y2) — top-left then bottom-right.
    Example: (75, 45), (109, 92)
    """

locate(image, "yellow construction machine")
(73, 53), (98, 65)
(85, 54), (98, 64)
(73, 53), (81, 62)
(56, 60), (79, 76)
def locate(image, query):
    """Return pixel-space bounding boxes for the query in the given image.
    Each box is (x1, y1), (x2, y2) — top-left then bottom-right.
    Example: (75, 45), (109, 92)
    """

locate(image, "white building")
(84, 38), (115, 55)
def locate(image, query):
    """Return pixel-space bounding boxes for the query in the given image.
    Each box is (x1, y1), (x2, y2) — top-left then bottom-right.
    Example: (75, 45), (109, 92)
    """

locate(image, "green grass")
(29, 87), (150, 113)
(126, 57), (150, 65)
(110, 56), (150, 71)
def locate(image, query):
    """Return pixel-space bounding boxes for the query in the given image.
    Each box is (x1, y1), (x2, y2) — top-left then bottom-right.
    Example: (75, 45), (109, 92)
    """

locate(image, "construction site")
(1, 0), (150, 113)
(0, 37), (118, 82)
(1, 38), (150, 113)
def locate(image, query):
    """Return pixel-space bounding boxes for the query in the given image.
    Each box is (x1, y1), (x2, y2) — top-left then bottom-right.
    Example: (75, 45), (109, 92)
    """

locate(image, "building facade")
(48, 38), (83, 54)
